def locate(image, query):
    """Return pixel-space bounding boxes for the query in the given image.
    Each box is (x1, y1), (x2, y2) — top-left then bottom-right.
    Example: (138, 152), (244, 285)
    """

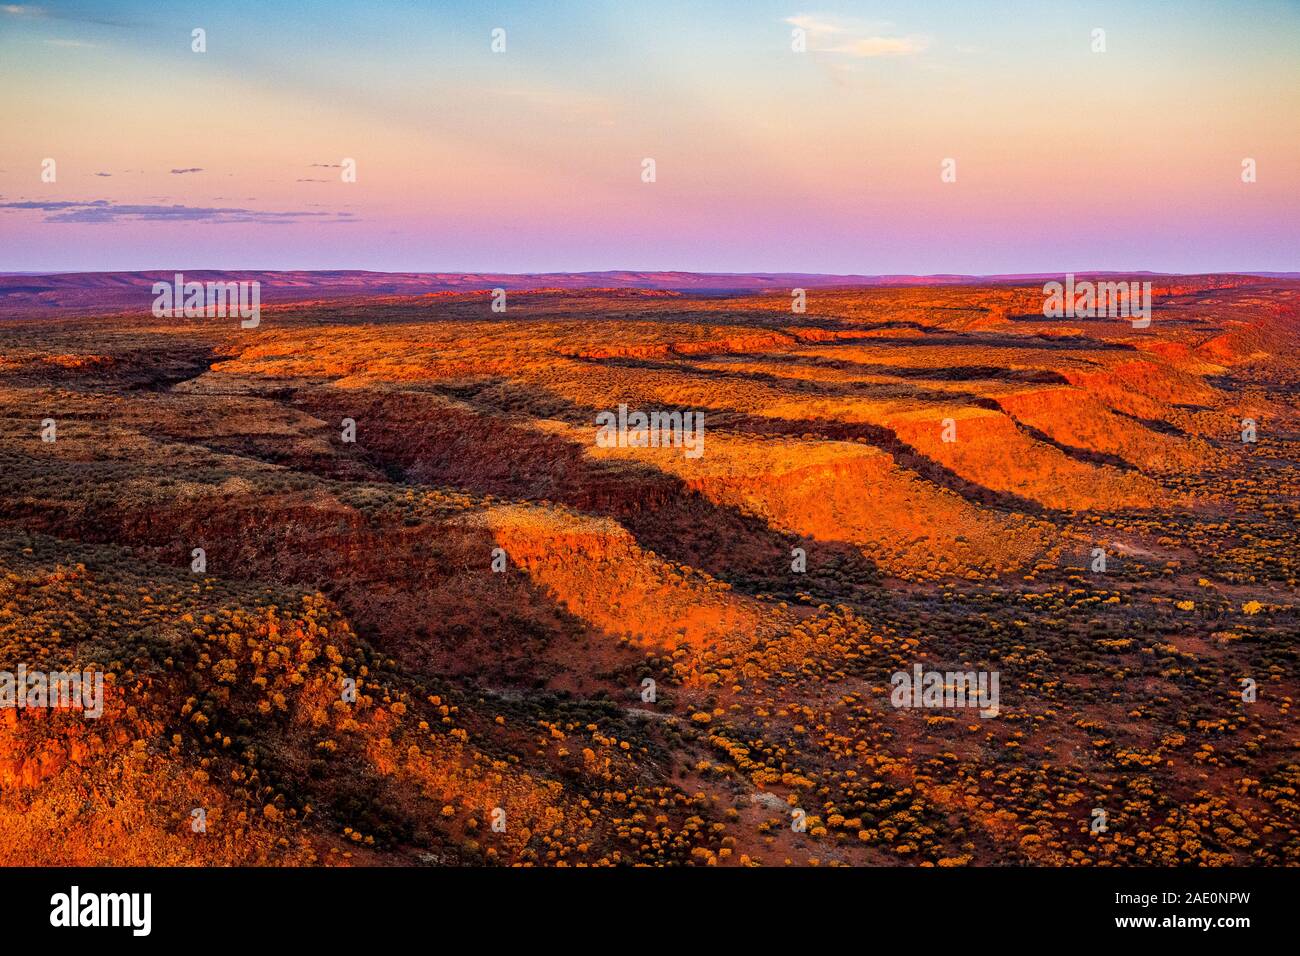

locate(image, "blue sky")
(1, 0), (1297, 272)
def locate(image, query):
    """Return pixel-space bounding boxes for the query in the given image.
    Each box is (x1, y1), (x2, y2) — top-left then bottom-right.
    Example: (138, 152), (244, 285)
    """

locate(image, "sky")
(1, 0), (1298, 274)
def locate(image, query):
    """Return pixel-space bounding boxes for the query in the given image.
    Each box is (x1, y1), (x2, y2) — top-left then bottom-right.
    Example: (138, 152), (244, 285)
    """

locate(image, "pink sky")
(1, 1), (1297, 273)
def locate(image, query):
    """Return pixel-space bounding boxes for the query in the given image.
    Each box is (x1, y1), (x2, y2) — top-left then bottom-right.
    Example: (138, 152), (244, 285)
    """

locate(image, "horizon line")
(4, 268), (1299, 280)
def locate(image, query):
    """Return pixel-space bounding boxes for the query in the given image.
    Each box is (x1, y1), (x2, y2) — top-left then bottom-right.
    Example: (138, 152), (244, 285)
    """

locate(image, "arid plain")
(0, 274), (1296, 866)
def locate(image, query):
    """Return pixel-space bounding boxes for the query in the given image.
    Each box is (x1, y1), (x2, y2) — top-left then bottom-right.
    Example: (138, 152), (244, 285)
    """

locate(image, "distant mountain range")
(2, 269), (1296, 318)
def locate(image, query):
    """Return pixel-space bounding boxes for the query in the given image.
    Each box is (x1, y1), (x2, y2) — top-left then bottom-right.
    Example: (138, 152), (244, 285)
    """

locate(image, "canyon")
(0, 273), (1296, 866)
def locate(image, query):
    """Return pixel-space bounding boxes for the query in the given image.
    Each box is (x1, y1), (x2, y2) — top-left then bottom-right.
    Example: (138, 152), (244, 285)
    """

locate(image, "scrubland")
(0, 277), (1296, 866)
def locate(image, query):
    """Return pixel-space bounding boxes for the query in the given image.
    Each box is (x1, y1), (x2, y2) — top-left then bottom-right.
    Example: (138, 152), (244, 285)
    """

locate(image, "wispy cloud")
(785, 14), (928, 57)
(170, 167), (204, 175)
(785, 15), (842, 39)
(834, 36), (926, 56)
(2, 3), (132, 26)
(0, 199), (355, 225)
